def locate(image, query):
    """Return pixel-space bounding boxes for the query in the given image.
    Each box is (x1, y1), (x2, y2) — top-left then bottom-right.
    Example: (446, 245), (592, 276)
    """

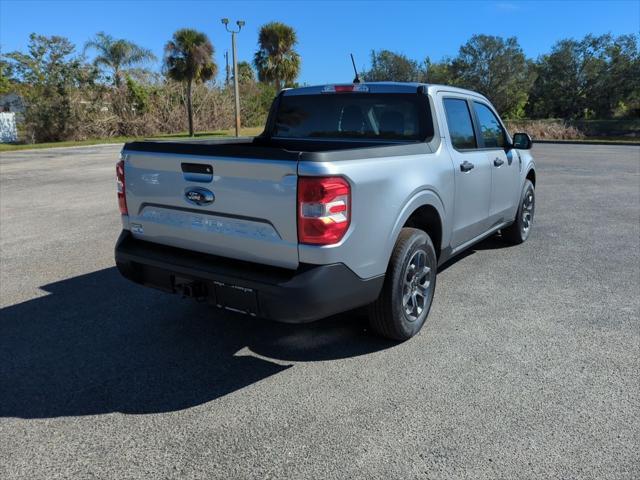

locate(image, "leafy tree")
(235, 61), (255, 85)
(254, 22), (300, 91)
(601, 34), (640, 117)
(364, 50), (427, 82)
(4, 33), (97, 142)
(125, 75), (150, 113)
(424, 57), (454, 85)
(527, 34), (639, 119)
(84, 32), (156, 87)
(240, 81), (276, 128)
(0, 55), (14, 95)
(164, 28), (217, 136)
(527, 37), (600, 119)
(449, 35), (534, 118)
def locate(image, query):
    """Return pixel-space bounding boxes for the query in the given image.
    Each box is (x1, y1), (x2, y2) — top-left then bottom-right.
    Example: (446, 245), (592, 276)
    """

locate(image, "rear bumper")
(115, 231), (384, 323)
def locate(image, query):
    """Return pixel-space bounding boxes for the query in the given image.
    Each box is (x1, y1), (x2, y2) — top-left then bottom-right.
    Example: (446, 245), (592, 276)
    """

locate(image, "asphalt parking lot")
(0, 143), (638, 479)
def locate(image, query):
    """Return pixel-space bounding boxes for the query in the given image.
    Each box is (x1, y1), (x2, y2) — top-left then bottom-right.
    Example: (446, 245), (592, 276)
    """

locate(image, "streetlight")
(221, 18), (245, 137)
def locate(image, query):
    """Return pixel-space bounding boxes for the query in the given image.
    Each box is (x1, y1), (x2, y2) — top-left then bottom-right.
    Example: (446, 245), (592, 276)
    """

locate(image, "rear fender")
(384, 189), (446, 268)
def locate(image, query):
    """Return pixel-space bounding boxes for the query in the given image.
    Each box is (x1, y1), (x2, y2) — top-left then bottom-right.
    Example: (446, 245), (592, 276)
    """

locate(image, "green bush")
(240, 81), (275, 128)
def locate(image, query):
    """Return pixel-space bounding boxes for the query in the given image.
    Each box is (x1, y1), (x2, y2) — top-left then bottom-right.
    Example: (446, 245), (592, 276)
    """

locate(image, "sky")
(1, 0), (639, 85)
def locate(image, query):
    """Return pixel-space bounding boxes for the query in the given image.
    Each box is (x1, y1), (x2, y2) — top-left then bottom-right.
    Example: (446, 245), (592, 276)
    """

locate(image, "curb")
(534, 139), (640, 147)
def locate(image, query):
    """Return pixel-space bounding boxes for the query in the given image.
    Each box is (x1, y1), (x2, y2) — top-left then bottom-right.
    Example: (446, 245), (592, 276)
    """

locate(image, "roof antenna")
(350, 53), (361, 84)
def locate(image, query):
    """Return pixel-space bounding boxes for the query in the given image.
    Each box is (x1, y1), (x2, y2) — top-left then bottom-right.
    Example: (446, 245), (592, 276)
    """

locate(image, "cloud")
(495, 2), (519, 11)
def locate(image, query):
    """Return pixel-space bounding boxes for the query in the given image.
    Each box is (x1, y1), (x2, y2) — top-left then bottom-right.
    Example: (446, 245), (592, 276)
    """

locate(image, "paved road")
(1, 143), (638, 479)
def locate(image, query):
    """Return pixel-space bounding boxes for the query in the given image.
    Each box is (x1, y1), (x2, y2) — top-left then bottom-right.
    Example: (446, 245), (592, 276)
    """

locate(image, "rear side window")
(443, 98), (477, 150)
(473, 102), (505, 149)
(272, 93), (433, 142)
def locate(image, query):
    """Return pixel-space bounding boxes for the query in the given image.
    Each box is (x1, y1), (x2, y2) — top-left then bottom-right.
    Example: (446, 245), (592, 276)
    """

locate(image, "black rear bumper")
(115, 231), (384, 323)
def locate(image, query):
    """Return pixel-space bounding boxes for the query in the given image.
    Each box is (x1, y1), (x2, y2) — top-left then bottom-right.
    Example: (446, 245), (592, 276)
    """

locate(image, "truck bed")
(120, 136), (435, 270)
(123, 136), (433, 162)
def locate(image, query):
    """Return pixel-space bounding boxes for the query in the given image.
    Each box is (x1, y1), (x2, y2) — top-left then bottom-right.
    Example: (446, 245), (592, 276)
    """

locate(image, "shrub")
(240, 81), (275, 129)
(61, 80), (272, 141)
(506, 119), (585, 140)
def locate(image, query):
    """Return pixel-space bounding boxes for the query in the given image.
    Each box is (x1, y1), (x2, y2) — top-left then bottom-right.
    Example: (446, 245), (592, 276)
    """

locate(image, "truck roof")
(282, 82), (489, 101)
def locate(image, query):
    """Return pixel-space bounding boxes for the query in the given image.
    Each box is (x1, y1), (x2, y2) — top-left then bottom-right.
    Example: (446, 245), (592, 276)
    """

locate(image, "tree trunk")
(275, 78), (281, 93)
(186, 78), (194, 137)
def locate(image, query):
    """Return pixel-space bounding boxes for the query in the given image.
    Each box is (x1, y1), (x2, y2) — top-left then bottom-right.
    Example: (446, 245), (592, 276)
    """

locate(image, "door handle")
(460, 161), (475, 172)
(494, 158), (504, 167)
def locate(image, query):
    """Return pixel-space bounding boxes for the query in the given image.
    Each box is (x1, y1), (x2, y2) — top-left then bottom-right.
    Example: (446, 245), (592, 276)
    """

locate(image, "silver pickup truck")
(115, 82), (536, 340)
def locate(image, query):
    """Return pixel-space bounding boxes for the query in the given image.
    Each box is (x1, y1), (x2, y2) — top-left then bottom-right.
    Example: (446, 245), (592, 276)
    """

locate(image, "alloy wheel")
(521, 187), (535, 238)
(402, 250), (432, 322)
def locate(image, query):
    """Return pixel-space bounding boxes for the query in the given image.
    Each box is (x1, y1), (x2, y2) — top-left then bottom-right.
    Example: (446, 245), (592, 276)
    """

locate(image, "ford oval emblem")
(184, 187), (215, 206)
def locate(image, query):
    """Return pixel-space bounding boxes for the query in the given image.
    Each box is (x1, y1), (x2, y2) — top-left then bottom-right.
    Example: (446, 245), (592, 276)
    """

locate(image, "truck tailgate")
(122, 151), (299, 269)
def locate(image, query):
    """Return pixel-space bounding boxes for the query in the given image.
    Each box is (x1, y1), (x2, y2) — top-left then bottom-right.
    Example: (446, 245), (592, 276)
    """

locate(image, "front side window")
(443, 98), (476, 150)
(473, 102), (505, 149)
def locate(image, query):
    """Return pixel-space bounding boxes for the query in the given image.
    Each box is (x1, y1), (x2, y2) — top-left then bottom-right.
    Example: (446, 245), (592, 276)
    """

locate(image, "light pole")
(221, 18), (244, 137)
(224, 50), (230, 87)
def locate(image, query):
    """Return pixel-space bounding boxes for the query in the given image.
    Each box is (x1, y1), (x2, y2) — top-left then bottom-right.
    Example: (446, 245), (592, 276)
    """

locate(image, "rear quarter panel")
(298, 143), (455, 279)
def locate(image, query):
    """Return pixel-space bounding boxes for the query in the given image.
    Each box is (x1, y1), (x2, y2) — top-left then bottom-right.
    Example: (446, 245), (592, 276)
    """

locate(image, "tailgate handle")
(181, 163), (213, 183)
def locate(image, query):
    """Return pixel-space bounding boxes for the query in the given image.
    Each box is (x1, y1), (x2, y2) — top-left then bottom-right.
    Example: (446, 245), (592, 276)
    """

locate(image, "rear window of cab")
(273, 93), (434, 142)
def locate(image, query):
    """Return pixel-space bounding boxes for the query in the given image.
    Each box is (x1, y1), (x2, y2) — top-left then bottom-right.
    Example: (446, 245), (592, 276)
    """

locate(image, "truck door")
(471, 101), (520, 227)
(441, 96), (492, 248)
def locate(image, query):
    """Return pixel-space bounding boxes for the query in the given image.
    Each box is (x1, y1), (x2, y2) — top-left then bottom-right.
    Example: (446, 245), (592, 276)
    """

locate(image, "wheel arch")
(403, 205), (443, 260)
(385, 190), (446, 267)
(526, 167), (536, 187)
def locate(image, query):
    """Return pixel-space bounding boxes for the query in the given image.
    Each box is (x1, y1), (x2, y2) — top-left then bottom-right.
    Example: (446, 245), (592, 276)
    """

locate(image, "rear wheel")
(502, 180), (535, 245)
(368, 228), (437, 341)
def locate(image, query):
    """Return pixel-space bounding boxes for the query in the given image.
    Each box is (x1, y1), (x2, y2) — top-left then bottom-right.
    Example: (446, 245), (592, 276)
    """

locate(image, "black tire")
(368, 228), (437, 341)
(502, 180), (535, 245)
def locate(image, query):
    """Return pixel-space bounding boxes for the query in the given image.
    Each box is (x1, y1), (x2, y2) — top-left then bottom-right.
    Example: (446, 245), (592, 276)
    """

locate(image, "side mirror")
(512, 132), (533, 150)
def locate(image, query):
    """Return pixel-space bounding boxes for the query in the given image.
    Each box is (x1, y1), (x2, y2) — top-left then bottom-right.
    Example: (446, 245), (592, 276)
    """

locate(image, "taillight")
(116, 159), (128, 215)
(298, 176), (350, 245)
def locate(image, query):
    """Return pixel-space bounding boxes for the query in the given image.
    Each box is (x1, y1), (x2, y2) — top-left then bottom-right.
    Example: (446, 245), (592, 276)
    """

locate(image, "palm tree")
(164, 29), (217, 137)
(254, 22), (301, 92)
(84, 32), (156, 86)
(235, 61), (256, 86)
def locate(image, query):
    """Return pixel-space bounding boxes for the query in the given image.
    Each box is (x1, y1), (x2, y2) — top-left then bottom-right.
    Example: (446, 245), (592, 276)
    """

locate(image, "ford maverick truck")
(115, 82), (536, 340)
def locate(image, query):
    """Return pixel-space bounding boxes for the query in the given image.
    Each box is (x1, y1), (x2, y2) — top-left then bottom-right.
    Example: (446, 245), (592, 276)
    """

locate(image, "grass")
(0, 127), (264, 152)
